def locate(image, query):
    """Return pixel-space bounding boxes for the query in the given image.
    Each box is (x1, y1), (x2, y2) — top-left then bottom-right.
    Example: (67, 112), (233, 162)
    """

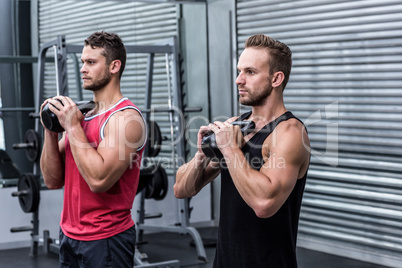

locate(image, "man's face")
(236, 48), (272, 107)
(80, 45), (111, 91)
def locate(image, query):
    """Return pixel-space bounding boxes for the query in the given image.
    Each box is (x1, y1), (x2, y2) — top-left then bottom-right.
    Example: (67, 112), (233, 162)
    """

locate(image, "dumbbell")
(41, 100), (96, 133)
(201, 120), (255, 161)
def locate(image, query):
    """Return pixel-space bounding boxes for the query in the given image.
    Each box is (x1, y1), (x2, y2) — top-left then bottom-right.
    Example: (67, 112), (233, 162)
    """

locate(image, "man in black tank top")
(174, 34), (310, 268)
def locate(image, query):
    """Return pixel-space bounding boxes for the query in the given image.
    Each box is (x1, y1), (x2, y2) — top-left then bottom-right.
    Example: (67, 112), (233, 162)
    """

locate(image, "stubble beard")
(83, 70), (112, 92)
(239, 82), (273, 107)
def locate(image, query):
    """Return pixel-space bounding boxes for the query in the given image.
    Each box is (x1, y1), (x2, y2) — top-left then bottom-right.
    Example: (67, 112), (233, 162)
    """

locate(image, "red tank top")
(61, 97), (145, 241)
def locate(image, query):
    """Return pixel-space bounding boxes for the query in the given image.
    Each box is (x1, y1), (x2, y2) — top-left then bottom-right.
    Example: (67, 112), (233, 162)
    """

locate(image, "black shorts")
(59, 225), (136, 268)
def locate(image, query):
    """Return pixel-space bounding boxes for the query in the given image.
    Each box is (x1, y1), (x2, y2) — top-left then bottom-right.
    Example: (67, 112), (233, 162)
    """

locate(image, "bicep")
(97, 110), (146, 173)
(260, 126), (307, 201)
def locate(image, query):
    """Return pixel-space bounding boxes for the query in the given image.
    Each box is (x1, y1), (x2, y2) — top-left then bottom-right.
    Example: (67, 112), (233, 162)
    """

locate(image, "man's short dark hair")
(245, 34), (292, 90)
(84, 31), (126, 79)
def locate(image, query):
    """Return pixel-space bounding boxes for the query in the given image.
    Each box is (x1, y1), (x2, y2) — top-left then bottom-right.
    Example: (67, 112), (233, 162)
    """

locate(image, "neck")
(91, 78), (123, 113)
(249, 89), (287, 126)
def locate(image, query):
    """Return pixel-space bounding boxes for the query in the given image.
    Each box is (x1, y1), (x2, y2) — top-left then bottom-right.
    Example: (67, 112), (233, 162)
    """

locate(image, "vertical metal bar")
(34, 41), (52, 130)
(69, 53), (83, 101)
(29, 210), (39, 257)
(230, 9), (238, 117)
(31, 39), (60, 257)
(29, 176), (41, 258)
(169, 36), (191, 227)
(144, 53), (154, 123)
(142, 53), (154, 162)
(137, 53), (154, 243)
(56, 35), (68, 96)
(165, 52), (177, 177)
(53, 45), (60, 96)
(170, 38), (186, 169)
(166, 51), (183, 225)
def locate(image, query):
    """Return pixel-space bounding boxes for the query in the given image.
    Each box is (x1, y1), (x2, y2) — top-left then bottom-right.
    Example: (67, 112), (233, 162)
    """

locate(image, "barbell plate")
(17, 173), (40, 213)
(146, 165), (168, 200)
(153, 165), (168, 200)
(137, 165), (157, 194)
(146, 121), (162, 158)
(25, 129), (41, 162)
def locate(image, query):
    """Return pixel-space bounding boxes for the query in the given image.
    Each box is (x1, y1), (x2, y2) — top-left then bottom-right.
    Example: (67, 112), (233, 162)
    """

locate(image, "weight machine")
(9, 35), (206, 267)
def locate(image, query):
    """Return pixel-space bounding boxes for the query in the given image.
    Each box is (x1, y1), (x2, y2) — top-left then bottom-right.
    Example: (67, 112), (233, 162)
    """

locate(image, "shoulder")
(107, 108), (145, 133)
(115, 106), (142, 117)
(107, 102), (144, 121)
(264, 117), (310, 158)
(277, 117), (307, 137)
(104, 106), (145, 137)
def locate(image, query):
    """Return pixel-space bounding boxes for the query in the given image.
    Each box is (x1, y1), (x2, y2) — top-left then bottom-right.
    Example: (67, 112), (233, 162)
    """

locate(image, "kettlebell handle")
(41, 100), (95, 133)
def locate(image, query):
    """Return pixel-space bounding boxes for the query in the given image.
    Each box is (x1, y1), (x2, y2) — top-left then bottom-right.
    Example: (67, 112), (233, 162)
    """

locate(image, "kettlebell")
(201, 120), (255, 161)
(41, 100), (96, 133)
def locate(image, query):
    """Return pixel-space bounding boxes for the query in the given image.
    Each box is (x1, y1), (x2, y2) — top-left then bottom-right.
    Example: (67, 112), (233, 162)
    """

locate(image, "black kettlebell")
(41, 100), (96, 133)
(201, 120), (255, 161)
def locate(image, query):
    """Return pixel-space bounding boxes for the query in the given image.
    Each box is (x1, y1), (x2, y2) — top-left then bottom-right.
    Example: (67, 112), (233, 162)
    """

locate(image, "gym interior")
(0, 0), (401, 267)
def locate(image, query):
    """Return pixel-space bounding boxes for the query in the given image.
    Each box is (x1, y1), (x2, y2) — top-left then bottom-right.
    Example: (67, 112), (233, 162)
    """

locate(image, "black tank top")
(213, 110), (308, 268)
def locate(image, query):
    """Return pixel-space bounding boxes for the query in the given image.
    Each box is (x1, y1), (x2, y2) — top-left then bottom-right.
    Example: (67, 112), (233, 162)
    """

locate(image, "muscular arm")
(68, 109), (144, 193)
(174, 126), (221, 198)
(44, 96), (145, 193)
(40, 131), (66, 189)
(214, 119), (310, 218)
(40, 99), (66, 189)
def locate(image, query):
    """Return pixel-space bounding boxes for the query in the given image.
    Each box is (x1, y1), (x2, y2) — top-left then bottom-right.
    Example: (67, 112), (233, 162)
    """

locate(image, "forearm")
(40, 131), (65, 189)
(174, 151), (218, 198)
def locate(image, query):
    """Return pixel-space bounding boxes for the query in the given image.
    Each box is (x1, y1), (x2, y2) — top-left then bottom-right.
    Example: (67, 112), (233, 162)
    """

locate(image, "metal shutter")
(37, 0), (179, 173)
(236, 0), (402, 267)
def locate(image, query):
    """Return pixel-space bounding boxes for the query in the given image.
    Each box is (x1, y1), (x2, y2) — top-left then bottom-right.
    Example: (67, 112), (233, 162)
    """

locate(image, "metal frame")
(9, 36), (67, 257)
(134, 36), (207, 263)
(7, 36), (67, 257)
(34, 36), (68, 134)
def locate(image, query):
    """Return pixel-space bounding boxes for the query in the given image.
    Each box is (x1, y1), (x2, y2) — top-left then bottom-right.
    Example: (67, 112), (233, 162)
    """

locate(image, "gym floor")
(0, 227), (386, 268)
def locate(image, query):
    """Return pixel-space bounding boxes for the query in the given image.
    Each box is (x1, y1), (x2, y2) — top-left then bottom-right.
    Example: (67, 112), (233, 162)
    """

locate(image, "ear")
(109, 60), (121, 75)
(271, 71), (285, 88)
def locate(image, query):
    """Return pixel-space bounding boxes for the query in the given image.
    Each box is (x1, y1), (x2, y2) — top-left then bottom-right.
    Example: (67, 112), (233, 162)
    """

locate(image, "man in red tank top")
(40, 32), (146, 267)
